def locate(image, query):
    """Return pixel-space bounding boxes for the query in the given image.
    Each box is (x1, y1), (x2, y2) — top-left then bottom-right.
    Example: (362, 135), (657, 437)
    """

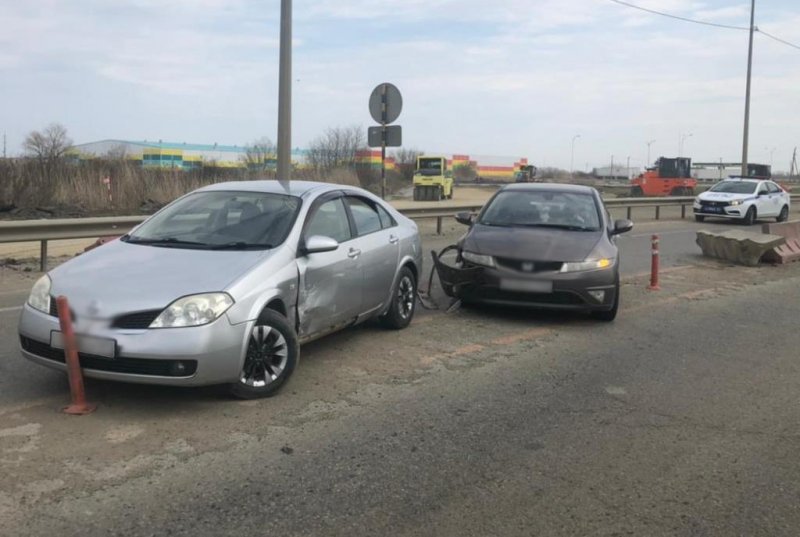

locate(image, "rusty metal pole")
(56, 296), (97, 415)
(647, 235), (660, 291)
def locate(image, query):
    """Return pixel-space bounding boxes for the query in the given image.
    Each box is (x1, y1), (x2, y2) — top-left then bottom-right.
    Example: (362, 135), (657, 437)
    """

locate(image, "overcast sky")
(1, 0), (798, 170)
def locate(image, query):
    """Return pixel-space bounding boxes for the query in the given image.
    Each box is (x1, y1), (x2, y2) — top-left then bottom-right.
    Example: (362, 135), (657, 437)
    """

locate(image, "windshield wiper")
(514, 223), (598, 231)
(208, 242), (274, 250)
(122, 236), (208, 247)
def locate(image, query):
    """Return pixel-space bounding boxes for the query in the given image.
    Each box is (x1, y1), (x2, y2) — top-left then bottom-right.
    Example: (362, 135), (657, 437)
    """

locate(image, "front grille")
(700, 200), (728, 208)
(469, 288), (585, 305)
(20, 336), (197, 377)
(495, 258), (563, 273)
(48, 297), (76, 321)
(112, 310), (162, 329)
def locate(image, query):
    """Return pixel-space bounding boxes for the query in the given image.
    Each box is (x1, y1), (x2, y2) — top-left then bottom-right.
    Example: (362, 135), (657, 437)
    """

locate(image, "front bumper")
(433, 255), (617, 311)
(18, 304), (251, 387)
(693, 203), (745, 219)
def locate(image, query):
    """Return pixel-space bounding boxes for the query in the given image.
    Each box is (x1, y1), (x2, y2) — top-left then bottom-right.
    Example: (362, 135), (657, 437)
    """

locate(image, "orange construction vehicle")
(630, 157), (696, 197)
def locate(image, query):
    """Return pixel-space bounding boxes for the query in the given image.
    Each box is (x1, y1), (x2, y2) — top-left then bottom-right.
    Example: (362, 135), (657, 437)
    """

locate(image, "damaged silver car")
(19, 181), (422, 398)
(434, 183), (632, 321)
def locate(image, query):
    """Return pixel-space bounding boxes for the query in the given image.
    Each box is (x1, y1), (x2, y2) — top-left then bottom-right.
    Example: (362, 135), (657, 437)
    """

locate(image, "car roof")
(196, 180), (345, 197)
(721, 177), (764, 183)
(500, 182), (597, 195)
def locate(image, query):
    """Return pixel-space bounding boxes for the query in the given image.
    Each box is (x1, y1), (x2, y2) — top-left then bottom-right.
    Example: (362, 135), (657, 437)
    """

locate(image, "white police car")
(693, 178), (790, 225)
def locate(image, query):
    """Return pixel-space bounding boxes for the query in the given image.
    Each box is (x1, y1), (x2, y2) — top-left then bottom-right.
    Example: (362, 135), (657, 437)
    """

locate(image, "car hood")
(48, 240), (270, 318)
(699, 191), (754, 201)
(462, 224), (603, 262)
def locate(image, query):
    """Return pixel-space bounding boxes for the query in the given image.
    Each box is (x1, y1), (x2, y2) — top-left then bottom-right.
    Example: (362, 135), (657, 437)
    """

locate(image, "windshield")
(709, 181), (758, 194)
(124, 191), (302, 249)
(418, 158), (443, 174)
(479, 190), (602, 231)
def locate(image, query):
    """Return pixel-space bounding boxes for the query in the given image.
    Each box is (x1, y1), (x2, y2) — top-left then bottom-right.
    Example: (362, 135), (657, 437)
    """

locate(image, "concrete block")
(696, 230), (786, 266)
(760, 221), (800, 264)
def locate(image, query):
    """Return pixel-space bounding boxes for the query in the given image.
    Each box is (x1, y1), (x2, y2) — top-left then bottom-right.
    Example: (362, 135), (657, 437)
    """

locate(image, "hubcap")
(240, 325), (288, 388)
(397, 276), (415, 319)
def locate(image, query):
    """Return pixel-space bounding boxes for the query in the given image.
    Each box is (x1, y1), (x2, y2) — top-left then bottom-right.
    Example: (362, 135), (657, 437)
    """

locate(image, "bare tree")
(242, 137), (276, 172)
(393, 147), (422, 181)
(306, 125), (365, 174)
(23, 123), (73, 163)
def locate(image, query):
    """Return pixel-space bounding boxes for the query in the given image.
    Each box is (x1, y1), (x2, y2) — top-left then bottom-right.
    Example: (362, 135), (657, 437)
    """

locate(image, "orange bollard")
(647, 235), (660, 291)
(56, 296), (97, 415)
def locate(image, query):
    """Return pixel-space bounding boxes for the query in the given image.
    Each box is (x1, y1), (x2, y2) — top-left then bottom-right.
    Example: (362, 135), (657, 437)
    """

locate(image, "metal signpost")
(368, 83), (403, 199)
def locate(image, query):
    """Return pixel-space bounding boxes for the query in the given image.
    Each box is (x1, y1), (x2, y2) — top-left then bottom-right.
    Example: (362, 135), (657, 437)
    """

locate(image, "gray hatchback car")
(19, 181), (422, 398)
(445, 183), (633, 320)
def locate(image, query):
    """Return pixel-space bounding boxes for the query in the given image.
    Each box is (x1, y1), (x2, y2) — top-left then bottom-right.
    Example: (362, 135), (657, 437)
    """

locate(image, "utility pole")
(276, 0), (292, 182)
(610, 155), (614, 180)
(741, 0), (756, 177)
(626, 156), (631, 180)
(2, 133), (5, 159)
(679, 133), (693, 157)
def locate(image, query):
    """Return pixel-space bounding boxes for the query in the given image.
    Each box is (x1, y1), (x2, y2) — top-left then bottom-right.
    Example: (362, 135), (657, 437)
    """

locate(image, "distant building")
(71, 139), (307, 170)
(593, 165), (641, 180)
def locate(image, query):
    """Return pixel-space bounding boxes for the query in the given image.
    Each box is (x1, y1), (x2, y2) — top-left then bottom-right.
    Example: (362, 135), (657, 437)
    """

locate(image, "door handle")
(389, 235), (399, 244)
(347, 248), (361, 259)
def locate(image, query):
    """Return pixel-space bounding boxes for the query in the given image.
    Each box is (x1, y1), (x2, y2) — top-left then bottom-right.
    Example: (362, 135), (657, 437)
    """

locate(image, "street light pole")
(570, 134), (581, 179)
(646, 139), (655, 166)
(679, 133), (693, 157)
(741, 0), (756, 177)
(276, 0), (292, 182)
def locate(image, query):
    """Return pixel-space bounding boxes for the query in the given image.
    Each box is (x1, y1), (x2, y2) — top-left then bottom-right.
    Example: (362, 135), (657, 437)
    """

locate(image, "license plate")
(499, 279), (553, 293)
(50, 331), (116, 359)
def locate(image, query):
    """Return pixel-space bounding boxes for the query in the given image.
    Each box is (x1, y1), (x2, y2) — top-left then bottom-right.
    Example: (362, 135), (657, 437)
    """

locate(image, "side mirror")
(455, 212), (474, 226)
(303, 235), (339, 254)
(611, 219), (634, 235)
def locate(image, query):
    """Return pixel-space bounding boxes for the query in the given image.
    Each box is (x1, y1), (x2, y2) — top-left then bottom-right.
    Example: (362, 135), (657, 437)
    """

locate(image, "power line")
(605, 0), (749, 31)
(756, 28), (800, 51)
(605, 0), (800, 52)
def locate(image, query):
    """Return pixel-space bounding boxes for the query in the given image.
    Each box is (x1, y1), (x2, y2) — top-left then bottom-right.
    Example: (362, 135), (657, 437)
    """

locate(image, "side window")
(377, 204), (397, 229)
(758, 184), (768, 195)
(346, 197), (382, 236)
(767, 182), (781, 194)
(305, 198), (352, 243)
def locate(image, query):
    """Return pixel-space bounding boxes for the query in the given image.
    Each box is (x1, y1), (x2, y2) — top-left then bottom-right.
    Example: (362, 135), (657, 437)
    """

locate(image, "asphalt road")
(5, 260), (800, 536)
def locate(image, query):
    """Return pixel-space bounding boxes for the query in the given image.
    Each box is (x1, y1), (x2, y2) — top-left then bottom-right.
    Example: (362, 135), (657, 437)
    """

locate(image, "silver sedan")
(18, 181), (422, 398)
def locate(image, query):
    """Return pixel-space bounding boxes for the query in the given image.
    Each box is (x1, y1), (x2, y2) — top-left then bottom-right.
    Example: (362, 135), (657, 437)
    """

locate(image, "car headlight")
(150, 293), (234, 328)
(27, 275), (51, 313)
(728, 200), (742, 206)
(462, 250), (495, 268)
(560, 258), (615, 273)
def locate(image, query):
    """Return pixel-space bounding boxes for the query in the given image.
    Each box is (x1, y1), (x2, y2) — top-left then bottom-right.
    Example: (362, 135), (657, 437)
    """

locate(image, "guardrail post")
(655, 205), (660, 220)
(626, 207), (632, 220)
(436, 216), (443, 235)
(681, 204), (686, 219)
(40, 240), (48, 272)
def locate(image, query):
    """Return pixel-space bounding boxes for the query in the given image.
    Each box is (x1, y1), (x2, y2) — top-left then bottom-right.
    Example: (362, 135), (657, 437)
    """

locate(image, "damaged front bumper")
(431, 249), (617, 311)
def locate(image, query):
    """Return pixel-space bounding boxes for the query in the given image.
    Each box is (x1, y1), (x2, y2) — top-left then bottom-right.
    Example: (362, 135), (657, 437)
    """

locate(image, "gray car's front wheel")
(229, 310), (299, 399)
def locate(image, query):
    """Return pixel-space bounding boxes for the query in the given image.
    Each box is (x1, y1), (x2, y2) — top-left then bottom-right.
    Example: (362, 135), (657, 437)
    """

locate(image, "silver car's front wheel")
(229, 310), (298, 399)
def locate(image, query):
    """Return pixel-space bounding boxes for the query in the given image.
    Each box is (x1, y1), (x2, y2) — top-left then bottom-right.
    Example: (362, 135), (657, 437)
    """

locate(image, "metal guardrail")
(2, 195), (799, 271)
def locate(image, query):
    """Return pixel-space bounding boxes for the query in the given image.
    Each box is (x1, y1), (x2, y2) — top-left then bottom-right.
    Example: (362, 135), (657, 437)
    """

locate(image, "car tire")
(695, 215), (705, 222)
(591, 282), (619, 322)
(380, 266), (417, 330)
(228, 309), (299, 399)
(743, 206), (756, 226)
(777, 205), (789, 222)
